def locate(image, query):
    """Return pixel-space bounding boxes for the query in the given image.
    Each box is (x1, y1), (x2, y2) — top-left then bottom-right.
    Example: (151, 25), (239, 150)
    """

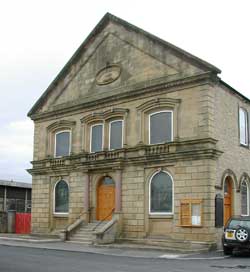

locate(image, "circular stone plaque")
(96, 64), (121, 85)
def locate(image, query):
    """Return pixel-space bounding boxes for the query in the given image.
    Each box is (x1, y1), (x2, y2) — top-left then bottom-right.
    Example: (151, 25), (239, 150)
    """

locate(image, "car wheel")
(235, 228), (249, 242)
(223, 245), (233, 255)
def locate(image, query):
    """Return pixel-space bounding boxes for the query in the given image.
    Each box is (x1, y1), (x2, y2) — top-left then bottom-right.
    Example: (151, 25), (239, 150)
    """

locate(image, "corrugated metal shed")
(0, 180), (31, 189)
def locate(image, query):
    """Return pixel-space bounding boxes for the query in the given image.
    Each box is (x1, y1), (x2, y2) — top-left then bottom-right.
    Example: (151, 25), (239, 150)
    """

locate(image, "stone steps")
(72, 233), (94, 238)
(67, 240), (92, 245)
(69, 221), (107, 244)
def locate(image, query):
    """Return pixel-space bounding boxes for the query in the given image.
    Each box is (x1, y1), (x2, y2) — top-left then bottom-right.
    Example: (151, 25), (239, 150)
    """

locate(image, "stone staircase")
(68, 221), (107, 245)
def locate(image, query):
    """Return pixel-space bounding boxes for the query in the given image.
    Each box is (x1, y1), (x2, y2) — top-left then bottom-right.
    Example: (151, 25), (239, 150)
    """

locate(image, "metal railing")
(92, 208), (115, 231)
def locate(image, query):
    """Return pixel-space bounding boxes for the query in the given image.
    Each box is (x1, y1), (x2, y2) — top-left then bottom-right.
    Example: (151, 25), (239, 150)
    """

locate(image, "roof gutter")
(219, 79), (250, 104)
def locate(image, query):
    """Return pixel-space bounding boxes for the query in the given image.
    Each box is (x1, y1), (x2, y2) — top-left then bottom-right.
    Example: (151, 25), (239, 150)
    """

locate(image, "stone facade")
(28, 13), (250, 248)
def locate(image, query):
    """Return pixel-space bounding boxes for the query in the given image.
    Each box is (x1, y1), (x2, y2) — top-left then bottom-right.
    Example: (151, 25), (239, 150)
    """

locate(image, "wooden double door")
(97, 177), (115, 221)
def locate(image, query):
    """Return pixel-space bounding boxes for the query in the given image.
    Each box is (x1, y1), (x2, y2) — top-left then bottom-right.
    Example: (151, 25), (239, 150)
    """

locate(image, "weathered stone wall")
(37, 20), (204, 114)
(87, 158), (217, 242)
(31, 81), (219, 237)
(214, 84), (250, 213)
(29, 15), (250, 247)
(33, 83), (212, 160)
(172, 159), (216, 242)
(121, 166), (145, 238)
(31, 175), (50, 233)
(32, 171), (85, 234)
(31, 157), (219, 243)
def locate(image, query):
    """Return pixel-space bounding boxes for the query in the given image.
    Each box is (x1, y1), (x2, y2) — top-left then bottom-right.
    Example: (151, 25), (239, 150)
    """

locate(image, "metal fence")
(0, 198), (31, 213)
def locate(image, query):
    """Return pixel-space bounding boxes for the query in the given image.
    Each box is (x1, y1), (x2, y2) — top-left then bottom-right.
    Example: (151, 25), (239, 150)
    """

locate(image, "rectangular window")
(180, 199), (202, 227)
(109, 120), (123, 150)
(191, 204), (201, 225)
(239, 108), (248, 146)
(55, 131), (71, 157)
(149, 111), (173, 144)
(91, 124), (103, 152)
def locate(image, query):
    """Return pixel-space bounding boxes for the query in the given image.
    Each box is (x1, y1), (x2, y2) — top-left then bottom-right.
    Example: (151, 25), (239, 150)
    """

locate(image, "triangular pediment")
(28, 13), (221, 117)
(51, 33), (181, 108)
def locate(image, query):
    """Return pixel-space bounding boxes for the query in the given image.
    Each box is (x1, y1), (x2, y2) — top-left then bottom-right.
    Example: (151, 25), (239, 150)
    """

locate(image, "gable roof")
(28, 13), (222, 117)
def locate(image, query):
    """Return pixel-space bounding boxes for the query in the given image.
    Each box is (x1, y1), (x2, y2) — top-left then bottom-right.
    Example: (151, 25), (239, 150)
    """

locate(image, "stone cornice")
(136, 97), (181, 112)
(80, 108), (129, 123)
(27, 137), (223, 175)
(47, 120), (76, 132)
(30, 72), (215, 121)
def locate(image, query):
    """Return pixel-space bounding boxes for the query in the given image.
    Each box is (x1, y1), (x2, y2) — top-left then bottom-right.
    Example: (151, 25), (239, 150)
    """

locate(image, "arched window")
(241, 179), (249, 216)
(55, 130), (71, 157)
(90, 123), (103, 153)
(149, 171), (173, 214)
(54, 180), (69, 214)
(109, 120), (123, 150)
(149, 111), (173, 144)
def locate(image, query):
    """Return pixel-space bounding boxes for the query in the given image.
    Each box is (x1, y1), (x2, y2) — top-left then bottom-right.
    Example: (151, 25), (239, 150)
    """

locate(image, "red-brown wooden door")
(97, 177), (115, 221)
(224, 178), (232, 225)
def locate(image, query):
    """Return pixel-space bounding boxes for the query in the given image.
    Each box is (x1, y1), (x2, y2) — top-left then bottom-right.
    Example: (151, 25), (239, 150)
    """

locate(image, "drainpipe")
(84, 173), (90, 222)
(3, 186), (7, 212)
(115, 169), (122, 212)
(25, 189), (28, 213)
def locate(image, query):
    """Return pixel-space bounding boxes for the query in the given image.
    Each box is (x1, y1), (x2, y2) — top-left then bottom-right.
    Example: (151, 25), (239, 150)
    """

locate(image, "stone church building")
(28, 13), (250, 250)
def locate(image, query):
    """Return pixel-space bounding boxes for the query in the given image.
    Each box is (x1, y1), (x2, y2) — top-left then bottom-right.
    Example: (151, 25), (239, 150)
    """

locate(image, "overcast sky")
(0, 0), (249, 183)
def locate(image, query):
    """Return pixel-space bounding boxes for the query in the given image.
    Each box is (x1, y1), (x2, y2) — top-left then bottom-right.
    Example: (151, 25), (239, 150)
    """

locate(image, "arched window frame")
(46, 120), (76, 158)
(90, 123), (104, 153)
(136, 98), (180, 145)
(53, 179), (69, 215)
(54, 130), (72, 158)
(108, 119), (124, 150)
(149, 110), (173, 145)
(241, 179), (249, 216)
(80, 108), (129, 152)
(149, 170), (174, 215)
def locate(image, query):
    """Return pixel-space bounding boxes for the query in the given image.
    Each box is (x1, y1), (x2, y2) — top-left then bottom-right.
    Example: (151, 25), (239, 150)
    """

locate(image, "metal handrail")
(65, 210), (89, 231)
(92, 208), (115, 231)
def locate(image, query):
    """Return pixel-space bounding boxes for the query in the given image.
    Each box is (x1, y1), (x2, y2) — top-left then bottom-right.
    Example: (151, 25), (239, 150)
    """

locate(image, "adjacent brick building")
(28, 13), (250, 250)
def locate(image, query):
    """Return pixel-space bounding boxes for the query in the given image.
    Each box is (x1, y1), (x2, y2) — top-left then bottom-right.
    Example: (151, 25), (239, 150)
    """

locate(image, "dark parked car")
(222, 216), (250, 255)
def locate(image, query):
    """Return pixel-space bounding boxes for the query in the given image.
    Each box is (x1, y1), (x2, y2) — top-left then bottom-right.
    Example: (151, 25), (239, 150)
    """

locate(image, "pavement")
(0, 233), (227, 260)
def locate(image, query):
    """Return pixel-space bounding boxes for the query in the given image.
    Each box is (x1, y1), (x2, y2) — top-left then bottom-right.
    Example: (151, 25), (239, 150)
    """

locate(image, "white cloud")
(0, 119), (33, 182)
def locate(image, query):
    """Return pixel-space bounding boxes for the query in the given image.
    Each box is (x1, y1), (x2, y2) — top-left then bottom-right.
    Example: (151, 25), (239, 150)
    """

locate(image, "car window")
(228, 219), (250, 229)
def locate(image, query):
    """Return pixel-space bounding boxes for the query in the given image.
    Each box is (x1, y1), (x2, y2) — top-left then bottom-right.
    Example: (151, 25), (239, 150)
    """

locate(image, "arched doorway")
(97, 176), (115, 221)
(224, 176), (233, 225)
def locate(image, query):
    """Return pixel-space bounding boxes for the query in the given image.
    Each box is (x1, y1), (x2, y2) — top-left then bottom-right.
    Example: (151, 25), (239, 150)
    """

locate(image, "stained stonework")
(28, 13), (250, 249)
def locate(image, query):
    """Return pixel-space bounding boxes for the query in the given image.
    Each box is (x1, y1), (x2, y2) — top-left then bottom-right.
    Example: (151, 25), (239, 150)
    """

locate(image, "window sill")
(179, 224), (203, 228)
(240, 143), (249, 149)
(90, 150), (103, 154)
(53, 213), (69, 218)
(148, 141), (173, 145)
(53, 155), (70, 158)
(149, 214), (173, 219)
